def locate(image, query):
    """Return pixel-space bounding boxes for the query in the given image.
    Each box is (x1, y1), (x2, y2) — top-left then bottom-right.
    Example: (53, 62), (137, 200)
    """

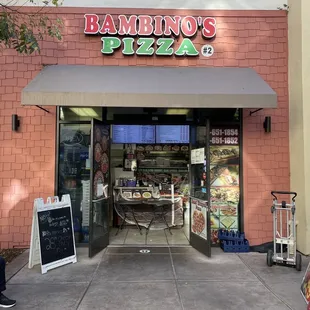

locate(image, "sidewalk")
(5, 247), (308, 310)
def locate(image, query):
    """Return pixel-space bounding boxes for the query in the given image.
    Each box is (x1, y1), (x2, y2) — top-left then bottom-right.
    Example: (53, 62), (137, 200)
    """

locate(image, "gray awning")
(21, 65), (277, 108)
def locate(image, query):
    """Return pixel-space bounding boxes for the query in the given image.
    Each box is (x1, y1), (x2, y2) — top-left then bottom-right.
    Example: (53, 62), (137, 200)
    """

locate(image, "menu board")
(112, 125), (155, 144)
(156, 125), (189, 144)
(209, 125), (240, 245)
(38, 207), (75, 266)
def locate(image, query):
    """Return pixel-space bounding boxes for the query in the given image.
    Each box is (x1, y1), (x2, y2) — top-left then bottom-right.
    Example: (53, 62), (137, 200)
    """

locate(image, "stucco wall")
(288, 0), (310, 255)
(0, 8), (288, 248)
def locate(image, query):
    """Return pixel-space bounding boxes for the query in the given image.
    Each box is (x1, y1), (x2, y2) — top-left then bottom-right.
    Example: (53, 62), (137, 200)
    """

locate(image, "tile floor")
(109, 226), (190, 245)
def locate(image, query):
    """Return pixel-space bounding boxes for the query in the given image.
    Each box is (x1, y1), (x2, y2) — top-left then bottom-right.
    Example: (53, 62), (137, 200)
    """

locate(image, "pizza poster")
(301, 262), (310, 304)
(93, 124), (110, 199)
(191, 198), (207, 240)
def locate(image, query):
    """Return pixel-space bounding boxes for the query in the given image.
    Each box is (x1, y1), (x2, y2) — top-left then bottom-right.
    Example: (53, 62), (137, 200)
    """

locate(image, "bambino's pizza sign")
(84, 14), (216, 57)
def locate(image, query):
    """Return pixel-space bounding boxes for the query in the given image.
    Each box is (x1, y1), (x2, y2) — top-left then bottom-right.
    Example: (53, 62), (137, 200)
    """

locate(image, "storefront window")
(60, 107), (103, 121)
(58, 123), (91, 243)
(209, 124), (241, 245)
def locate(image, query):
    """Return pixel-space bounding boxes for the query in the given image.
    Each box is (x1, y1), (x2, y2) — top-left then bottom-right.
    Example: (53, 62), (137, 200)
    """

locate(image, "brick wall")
(0, 8), (288, 248)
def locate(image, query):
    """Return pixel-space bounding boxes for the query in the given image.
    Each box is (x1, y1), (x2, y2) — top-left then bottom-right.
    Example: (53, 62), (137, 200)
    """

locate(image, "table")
(115, 198), (181, 235)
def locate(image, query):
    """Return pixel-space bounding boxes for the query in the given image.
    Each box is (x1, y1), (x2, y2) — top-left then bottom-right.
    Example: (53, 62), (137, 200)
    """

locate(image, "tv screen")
(112, 125), (155, 144)
(156, 125), (189, 144)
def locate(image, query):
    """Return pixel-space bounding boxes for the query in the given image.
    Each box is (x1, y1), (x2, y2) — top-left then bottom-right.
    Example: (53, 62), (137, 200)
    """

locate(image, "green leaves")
(0, 1), (63, 54)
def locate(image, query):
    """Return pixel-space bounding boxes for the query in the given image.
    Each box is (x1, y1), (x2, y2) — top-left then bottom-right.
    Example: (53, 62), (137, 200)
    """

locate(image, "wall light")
(12, 114), (20, 132)
(263, 116), (271, 133)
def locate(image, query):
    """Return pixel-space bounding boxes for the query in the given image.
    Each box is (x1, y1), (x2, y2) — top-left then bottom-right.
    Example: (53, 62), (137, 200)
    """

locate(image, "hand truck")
(267, 191), (302, 271)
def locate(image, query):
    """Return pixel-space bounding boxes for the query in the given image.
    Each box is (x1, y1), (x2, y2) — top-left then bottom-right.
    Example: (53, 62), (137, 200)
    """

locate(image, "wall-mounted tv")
(112, 125), (155, 144)
(156, 125), (189, 144)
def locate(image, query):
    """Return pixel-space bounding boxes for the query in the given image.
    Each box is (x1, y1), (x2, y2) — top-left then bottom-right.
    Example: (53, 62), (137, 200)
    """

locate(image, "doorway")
(56, 107), (242, 258)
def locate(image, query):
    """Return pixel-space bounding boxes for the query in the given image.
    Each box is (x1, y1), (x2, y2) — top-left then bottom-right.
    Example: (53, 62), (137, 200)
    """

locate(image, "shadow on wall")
(1, 161), (55, 248)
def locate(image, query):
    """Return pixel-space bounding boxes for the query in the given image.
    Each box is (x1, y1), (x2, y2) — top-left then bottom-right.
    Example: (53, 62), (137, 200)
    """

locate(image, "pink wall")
(0, 8), (288, 248)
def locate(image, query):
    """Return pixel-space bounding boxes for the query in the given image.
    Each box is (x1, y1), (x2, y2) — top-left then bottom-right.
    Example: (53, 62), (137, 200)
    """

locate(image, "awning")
(21, 65), (277, 108)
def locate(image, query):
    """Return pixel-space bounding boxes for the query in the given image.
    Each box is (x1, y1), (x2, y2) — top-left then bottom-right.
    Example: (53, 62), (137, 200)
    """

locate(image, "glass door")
(89, 119), (111, 257)
(189, 121), (211, 257)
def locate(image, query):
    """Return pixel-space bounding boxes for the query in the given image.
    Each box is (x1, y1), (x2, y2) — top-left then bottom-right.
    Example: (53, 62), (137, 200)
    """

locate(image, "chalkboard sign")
(38, 207), (75, 266)
(28, 195), (77, 274)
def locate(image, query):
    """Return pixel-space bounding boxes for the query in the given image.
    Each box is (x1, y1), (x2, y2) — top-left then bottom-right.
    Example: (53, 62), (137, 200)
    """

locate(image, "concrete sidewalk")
(5, 247), (308, 310)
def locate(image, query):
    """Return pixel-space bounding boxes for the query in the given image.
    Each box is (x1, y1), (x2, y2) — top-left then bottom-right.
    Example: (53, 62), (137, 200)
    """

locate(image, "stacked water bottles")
(218, 229), (250, 253)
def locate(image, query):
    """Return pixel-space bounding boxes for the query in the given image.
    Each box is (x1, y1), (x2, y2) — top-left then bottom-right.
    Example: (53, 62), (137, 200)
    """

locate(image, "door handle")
(92, 197), (110, 203)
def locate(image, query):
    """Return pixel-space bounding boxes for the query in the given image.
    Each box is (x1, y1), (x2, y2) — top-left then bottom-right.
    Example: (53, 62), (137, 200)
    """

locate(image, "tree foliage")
(0, 0), (63, 54)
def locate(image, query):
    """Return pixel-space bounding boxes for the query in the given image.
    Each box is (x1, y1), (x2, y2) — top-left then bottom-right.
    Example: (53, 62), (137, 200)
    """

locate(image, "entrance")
(57, 107), (242, 258)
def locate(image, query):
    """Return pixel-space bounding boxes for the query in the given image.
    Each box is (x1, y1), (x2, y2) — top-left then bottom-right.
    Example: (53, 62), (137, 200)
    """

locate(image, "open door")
(89, 119), (110, 257)
(189, 121), (211, 257)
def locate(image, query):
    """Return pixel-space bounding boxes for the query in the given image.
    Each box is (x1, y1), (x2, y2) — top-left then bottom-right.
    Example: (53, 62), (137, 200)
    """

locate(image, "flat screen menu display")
(112, 125), (155, 144)
(156, 125), (189, 144)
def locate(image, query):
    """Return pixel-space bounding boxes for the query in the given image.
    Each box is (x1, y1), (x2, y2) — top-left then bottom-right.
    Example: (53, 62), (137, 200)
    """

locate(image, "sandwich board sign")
(28, 194), (77, 274)
(301, 262), (310, 306)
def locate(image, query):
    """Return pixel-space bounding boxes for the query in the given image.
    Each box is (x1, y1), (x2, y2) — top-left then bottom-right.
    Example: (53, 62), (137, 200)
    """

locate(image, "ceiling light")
(166, 109), (190, 115)
(69, 108), (99, 117)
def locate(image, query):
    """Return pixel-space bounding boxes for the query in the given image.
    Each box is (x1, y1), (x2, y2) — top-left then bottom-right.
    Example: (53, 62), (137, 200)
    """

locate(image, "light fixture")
(12, 114), (20, 132)
(166, 108), (190, 115)
(263, 116), (271, 133)
(69, 108), (99, 118)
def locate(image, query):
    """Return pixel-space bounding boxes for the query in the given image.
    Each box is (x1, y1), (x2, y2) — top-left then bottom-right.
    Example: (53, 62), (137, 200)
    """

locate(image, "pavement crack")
(75, 248), (107, 310)
(168, 246), (185, 310)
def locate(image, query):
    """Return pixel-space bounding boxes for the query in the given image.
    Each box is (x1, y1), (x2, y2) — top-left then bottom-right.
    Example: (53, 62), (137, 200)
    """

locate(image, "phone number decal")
(210, 127), (239, 145)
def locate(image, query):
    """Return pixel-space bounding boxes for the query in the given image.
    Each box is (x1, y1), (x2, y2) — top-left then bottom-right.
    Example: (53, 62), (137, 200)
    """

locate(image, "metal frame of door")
(189, 119), (212, 257)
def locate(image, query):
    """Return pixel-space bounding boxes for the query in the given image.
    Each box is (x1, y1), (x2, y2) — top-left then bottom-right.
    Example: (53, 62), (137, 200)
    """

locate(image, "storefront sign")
(84, 14), (216, 56)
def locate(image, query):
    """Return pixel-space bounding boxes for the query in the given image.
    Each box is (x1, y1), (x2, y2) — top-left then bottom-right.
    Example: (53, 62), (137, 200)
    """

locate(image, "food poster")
(210, 146), (239, 165)
(93, 125), (110, 199)
(191, 199), (207, 240)
(301, 262), (310, 304)
(209, 126), (240, 245)
(210, 186), (240, 244)
(210, 165), (239, 187)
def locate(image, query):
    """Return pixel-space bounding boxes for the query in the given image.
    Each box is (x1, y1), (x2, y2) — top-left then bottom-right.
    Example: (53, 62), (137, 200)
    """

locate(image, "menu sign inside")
(156, 125), (189, 144)
(112, 125), (155, 144)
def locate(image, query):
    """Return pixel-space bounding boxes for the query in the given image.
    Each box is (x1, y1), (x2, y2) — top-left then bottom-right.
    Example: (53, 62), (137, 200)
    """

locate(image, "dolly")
(267, 191), (302, 271)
